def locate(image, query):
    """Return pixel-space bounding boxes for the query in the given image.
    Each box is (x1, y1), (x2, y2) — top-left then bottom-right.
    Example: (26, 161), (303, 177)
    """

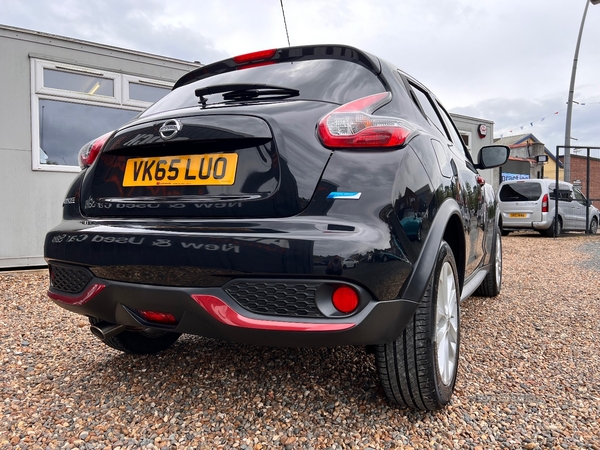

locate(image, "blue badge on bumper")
(327, 192), (362, 200)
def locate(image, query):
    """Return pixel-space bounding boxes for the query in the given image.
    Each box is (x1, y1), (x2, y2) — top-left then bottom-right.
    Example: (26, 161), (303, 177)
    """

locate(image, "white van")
(498, 179), (599, 236)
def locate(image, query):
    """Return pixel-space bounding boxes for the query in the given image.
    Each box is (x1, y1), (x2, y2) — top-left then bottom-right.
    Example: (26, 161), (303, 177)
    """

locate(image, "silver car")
(498, 179), (599, 236)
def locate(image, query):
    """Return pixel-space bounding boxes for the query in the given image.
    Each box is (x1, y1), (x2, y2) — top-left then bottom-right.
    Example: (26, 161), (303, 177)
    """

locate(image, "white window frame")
(122, 75), (172, 108)
(30, 58), (172, 172)
(459, 130), (472, 151)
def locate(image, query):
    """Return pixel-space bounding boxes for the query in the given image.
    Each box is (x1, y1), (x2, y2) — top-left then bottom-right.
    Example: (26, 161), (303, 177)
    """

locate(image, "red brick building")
(559, 154), (600, 201)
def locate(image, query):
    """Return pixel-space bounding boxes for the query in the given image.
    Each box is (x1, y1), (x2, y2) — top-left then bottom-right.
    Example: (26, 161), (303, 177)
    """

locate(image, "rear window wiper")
(195, 83), (299, 108)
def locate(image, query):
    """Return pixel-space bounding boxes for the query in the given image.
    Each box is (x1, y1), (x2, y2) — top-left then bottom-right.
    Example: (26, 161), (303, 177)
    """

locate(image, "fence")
(554, 146), (600, 236)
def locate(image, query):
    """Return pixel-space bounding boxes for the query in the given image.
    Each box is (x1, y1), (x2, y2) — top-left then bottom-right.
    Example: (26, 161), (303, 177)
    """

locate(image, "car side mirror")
(476, 145), (510, 169)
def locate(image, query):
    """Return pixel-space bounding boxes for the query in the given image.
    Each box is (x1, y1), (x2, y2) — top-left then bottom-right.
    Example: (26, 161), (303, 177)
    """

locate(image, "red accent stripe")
(48, 284), (106, 306)
(191, 294), (355, 332)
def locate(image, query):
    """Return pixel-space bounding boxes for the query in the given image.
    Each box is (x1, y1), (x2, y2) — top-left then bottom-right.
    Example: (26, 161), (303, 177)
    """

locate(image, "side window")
(573, 189), (586, 205)
(409, 84), (448, 139)
(435, 102), (468, 155)
(435, 101), (478, 172)
(550, 188), (573, 201)
(31, 59), (172, 172)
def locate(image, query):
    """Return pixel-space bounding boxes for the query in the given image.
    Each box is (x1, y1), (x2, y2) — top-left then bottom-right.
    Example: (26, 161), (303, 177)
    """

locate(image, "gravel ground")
(1, 233), (600, 450)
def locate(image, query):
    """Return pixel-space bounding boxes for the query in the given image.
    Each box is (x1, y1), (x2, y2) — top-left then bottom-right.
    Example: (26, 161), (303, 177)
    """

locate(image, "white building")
(0, 25), (199, 268)
(450, 113), (498, 188)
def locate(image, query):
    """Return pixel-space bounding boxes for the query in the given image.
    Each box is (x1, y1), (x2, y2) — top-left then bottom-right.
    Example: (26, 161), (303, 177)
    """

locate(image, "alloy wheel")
(495, 233), (502, 287)
(435, 261), (459, 386)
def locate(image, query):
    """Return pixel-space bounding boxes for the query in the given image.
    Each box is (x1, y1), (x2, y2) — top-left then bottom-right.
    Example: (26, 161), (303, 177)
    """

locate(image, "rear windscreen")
(141, 59), (386, 117)
(499, 183), (542, 201)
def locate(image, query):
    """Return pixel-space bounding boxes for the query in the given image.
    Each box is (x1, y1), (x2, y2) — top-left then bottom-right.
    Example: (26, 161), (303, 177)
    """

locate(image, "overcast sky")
(2, 0), (600, 156)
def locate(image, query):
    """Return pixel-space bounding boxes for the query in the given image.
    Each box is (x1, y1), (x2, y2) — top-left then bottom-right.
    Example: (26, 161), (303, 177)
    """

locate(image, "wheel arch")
(398, 198), (465, 303)
(442, 212), (466, 294)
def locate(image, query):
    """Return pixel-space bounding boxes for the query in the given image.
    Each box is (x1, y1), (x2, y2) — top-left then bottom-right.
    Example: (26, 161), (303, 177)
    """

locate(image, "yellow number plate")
(123, 154), (238, 187)
(509, 213), (527, 218)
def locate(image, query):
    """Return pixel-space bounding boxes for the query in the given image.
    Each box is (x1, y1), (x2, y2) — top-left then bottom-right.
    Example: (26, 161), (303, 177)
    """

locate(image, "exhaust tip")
(90, 322), (126, 341)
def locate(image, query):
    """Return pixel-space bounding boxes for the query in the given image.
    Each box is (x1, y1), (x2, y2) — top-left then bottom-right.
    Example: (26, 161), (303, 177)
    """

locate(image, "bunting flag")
(496, 101), (600, 138)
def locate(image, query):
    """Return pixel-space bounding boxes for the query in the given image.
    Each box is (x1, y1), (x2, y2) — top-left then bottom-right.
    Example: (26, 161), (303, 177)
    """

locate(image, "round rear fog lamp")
(332, 286), (359, 314)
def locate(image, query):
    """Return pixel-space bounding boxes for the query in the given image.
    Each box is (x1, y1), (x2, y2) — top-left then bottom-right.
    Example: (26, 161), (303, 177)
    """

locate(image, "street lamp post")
(564, 0), (600, 182)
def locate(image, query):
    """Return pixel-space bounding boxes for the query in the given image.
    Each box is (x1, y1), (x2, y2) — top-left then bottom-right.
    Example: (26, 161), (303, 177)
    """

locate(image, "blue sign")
(502, 173), (530, 182)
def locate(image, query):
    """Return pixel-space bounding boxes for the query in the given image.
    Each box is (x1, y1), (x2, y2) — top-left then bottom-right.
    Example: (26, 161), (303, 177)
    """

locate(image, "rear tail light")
(233, 49), (277, 70)
(318, 92), (415, 149)
(233, 49), (277, 64)
(77, 131), (113, 169)
(542, 193), (549, 213)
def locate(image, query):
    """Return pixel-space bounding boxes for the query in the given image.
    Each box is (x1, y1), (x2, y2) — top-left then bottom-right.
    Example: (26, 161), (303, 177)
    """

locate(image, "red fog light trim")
(317, 92), (415, 149)
(332, 286), (359, 314)
(78, 130), (113, 169)
(48, 284), (106, 306)
(137, 310), (177, 325)
(192, 294), (355, 332)
(233, 49), (277, 64)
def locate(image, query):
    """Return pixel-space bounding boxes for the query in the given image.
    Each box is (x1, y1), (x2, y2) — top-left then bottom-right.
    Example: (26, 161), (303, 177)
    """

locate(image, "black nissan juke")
(44, 45), (509, 410)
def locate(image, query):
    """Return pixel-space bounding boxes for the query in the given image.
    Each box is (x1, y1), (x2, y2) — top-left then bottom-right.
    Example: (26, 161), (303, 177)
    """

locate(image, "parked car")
(342, 258), (358, 269)
(498, 179), (599, 236)
(44, 44), (509, 411)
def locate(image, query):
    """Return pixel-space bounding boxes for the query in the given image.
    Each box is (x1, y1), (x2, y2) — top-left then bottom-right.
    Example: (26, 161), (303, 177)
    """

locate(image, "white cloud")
(2, 0), (600, 154)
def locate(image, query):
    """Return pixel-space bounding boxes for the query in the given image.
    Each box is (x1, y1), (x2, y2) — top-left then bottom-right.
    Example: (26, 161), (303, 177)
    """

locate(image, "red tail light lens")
(233, 49), (277, 64)
(318, 92), (414, 149)
(542, 193), (549, 213)
(78, 131), (113, 169)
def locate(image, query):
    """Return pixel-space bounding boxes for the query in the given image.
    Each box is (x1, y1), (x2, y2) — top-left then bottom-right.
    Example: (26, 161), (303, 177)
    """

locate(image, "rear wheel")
(590, 217), (598, 234)
(375, 241), (459, 410)
(89, 317), (181, 354)
(475, 228), (502, 297)
(500, 220), (509, 236)
(556, 217), (563, 236)
(544, 217), (562, 237)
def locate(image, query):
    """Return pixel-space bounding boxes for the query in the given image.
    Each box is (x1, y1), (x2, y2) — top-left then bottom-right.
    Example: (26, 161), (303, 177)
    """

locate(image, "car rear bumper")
(45, 216), (417, 346)
(501, 212), (552, 230)
(47, 263), (419, 347)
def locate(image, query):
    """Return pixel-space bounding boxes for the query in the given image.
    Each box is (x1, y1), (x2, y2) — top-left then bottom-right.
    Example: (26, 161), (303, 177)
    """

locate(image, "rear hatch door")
(80, 47), (388, 219)
(80, 104), (334, 218)
(499, 181), (543, 223)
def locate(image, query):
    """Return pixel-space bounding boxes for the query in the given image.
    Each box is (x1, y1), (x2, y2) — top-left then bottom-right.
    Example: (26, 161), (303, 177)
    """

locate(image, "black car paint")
(45, 45), (503, 347)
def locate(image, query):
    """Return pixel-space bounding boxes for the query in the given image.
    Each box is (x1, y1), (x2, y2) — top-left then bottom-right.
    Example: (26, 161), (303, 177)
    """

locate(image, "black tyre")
(543, 217), (562, 237)
(475, 228), (502, 297)
(375, 241), (460, 410)
(590, 217), (598, 235)
(499, 221), (509, 236)
(89, 317), (181, 354)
